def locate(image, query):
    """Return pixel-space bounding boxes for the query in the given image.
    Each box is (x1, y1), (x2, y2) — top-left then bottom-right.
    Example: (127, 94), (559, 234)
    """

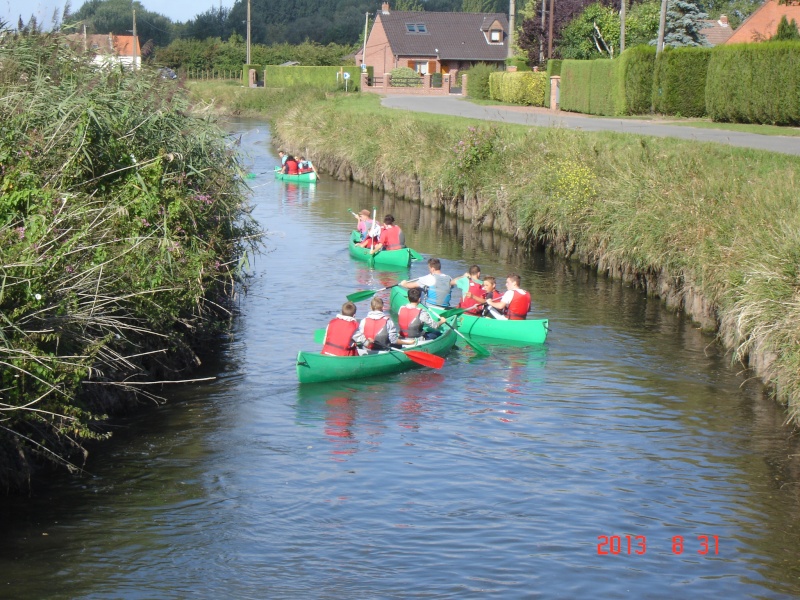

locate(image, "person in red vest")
(476, 276), (504, 318)
(282, 154), (299, 175)
(357, 297), (398, 350)
(371, 214), (405, 253)
(321, 301), (362, 356)
(398, 287), (446, 340)
(454, 265), (485, 315)
(484, 274), (531, 320)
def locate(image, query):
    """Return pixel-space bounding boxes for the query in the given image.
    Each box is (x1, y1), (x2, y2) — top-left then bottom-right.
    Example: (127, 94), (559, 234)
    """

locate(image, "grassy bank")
(0, 36), (260, 491)
(187, 82), (800, 421)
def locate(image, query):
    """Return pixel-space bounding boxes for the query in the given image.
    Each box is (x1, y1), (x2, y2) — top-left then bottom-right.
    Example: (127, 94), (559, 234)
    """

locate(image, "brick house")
(361, 2), (508, 78)
(65, 32), (142, 69)
(726, 0), (800, 43)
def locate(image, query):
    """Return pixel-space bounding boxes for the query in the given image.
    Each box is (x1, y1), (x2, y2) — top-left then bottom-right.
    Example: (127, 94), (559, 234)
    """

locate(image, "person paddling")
(454, 265), (485, 315)
(353, 209), (372, 242)
(370, 214), (406, 254)
(358, 297), (398, 350)
(321, 302), (361, 356)
(483, 273), (531, 320)
(400, 258), (454, 308)
(398, 287), (446, 341)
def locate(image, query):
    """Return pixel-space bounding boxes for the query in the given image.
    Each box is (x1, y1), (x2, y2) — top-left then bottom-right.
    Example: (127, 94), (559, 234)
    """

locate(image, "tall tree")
(772, 15), (800, 40)
(652, 0), (710, 47)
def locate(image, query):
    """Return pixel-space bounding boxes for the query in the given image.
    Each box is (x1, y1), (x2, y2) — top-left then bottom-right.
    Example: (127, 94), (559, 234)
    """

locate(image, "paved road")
(381, 95), (800, 157)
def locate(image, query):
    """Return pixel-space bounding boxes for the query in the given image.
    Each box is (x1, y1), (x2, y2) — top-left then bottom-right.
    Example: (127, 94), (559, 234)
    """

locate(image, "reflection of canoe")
(296, 321), (457, 384)
(348, 230), (421, 269)
(274, 167), (317, 182)
(390, 286), (548, 344)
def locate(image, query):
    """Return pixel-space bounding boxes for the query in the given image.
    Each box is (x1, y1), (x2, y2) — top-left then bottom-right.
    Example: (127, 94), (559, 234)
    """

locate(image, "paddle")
(346, 277), (421, 303)
(420, 306), (490, 357)
(439, 306), (470, 318)
(313, 329), (444, 369)
(409, 248), (424, 261)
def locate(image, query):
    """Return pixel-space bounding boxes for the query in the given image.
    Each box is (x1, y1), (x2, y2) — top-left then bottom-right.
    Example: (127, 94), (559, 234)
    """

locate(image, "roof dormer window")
(490, 29), (502, 42)
(405, 23), (427, 33)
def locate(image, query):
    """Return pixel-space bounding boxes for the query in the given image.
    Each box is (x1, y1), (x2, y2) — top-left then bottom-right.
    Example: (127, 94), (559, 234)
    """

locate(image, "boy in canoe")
(483, 274), (531, 320)
(370, 214), (406, 254)
(321, 302), (361, 356)
(453, 265), (484, 315)
(357, 297), (399, 350)
(400, 258), (454, 308)
(398, 287), (446, 340)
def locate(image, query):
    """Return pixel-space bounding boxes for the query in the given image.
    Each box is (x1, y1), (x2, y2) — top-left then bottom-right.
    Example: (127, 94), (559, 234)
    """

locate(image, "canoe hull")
(348, 230), (417, 269)
(390, 286), (548, 344)
(274, 167), (317, 183)
(296, 323), (457, 384)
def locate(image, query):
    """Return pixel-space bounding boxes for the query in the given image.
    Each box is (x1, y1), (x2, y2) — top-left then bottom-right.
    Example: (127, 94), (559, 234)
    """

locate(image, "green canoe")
(274, 167), (317, 183)
(296, 321), (457, 384)
(390, 286), (548, 344)
(348, 230), (422, 269)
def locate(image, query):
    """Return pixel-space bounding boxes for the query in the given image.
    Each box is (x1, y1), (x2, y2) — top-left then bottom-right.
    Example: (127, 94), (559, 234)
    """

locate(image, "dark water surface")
(2, 118), (800, 599)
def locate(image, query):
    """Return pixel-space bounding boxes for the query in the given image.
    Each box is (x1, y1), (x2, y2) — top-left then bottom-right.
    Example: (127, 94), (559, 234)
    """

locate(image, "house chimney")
(382, 2), (390, 14)
(719, 14), (728, 26)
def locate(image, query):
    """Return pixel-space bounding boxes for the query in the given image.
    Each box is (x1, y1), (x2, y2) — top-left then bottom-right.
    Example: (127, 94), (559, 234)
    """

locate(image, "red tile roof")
(727, 0), (800, 43)
(700, 18), (734, 45)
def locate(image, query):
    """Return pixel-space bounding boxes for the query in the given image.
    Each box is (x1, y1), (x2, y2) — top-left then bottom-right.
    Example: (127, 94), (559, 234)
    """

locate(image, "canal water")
(1, 118), (800, 598)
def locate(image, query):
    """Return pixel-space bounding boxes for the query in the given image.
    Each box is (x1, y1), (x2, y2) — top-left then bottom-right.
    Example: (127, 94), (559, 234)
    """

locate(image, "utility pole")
(362, 12), (368, 70)
(620, 0), (625, 54)
(547, 0), (554, 58)
(132, 8), (137, 71)
(539, 0), (546, 64)
(246, 0), (251, 64)
(656, 0), (667, 54)
(508, 0), (515, 59)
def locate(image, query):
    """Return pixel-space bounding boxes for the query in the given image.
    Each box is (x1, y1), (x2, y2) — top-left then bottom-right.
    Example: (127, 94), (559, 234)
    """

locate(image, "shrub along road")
(381, 96), (800, 156)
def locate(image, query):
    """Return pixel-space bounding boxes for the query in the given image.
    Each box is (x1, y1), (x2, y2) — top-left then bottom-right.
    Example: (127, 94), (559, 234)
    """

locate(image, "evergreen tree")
(772, 15), (800, 40)
(395, 0), (425, 9)
(652, 0), (710, 47)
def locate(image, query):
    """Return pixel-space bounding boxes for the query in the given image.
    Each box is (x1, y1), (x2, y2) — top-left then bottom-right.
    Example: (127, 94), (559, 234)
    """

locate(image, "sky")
(1, 0), (232, 26)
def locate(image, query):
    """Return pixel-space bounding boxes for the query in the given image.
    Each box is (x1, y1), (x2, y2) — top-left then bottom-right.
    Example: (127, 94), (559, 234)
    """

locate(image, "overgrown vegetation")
(0, 32), (260, 491)
(252, 88), (800, 422)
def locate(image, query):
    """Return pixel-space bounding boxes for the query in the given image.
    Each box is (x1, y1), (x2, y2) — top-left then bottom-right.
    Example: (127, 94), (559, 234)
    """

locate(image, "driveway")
(381, 95), (800, 157)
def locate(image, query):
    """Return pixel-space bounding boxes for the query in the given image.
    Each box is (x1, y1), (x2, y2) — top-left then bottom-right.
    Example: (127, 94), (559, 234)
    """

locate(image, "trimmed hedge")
(560, 58), (620, 115)
(465, 63), (497, 99)
(706, 41), (800, 124)
(619, 45), (656, 115)
(544, 59), (563, 108)
(489, 71), (549, 106)
(653, 47), (712, 117)
(262, 66), (363, 90)
(242, 64), (262, 85)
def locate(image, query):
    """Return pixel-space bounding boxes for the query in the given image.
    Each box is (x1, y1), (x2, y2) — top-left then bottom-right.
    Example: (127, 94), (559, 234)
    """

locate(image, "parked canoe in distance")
(296, 321), (457, 384)
(348, 230), (422, 269)
(274, 167), (317, 183)
(390, 286), (548, 345)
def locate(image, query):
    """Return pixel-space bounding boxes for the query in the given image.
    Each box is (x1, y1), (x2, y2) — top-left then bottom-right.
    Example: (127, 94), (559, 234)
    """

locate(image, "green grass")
(666, 120), (800, 137)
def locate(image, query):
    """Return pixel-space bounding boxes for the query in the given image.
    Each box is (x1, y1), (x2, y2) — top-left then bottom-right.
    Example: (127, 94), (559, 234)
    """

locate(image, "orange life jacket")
(380, 226), (404, 250)
(363, 316), (390, 348)
(321, 318), (358, 356)
(398, 305), (423, 338)
(507, 289), (531, 320)
(459, 280), (485, 314)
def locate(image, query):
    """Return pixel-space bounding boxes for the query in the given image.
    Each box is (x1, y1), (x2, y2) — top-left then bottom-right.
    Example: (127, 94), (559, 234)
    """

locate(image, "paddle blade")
(462, 336), (490, 357)
(404, 350), (445, 369)
(346, 289), (378, 303)
(409, 248), (424, 261)
(314, 328), (326, 344)
(440, 307), (469, 319)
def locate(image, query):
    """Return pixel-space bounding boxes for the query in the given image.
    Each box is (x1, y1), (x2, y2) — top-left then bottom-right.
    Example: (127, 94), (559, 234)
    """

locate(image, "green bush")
(465, 63), (498, 99)
(544, 59), (563, 108)
(652, 46), (712, 117)
(561, 58), (621, 115)
(389, 66), (422, 87)
(618, 45), (656, 114)
(488, 71), (548, 106)
(263, 66), (363, 90)
(707, 41), (800, 124)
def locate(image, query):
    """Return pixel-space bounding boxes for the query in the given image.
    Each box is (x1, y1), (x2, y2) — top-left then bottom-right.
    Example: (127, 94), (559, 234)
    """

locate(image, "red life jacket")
(363, 316), (390, 348)
(285, 159), (299, 175)
(380, 226), (403, 250)
(459, 280), (485, 314)
(321, 318), (358, 356)
(507, 289), (531, 320)
(398, 305), (423, 338)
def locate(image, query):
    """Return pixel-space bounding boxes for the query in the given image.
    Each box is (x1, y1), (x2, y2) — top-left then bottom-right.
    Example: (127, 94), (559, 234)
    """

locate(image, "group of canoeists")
(278, 149), (318, 176)
(322, 233), (533, 358)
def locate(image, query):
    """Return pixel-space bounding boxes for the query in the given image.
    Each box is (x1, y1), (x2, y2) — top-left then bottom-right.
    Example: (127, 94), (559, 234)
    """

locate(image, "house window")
(405, 23), (427, 33)
(490, 29), (502, 42)
(414, 61), (429, 74)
